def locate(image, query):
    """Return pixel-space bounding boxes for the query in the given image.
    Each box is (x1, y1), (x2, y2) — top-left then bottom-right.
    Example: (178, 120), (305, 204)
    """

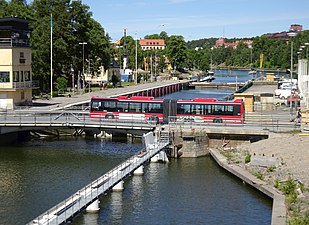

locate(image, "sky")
(79, 0), (309, 42)
(26, 0), (309, 42)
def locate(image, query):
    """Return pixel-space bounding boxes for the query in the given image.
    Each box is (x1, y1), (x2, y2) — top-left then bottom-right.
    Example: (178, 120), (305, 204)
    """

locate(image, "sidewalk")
(25, 80), (185, 111)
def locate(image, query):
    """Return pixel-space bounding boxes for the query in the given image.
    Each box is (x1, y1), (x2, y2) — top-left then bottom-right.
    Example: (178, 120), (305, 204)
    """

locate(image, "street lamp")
(71, 64), (74, 95)
(79, 42), (87, 92)
(287, 32), (297, 120)
(135, 32), (138, 85)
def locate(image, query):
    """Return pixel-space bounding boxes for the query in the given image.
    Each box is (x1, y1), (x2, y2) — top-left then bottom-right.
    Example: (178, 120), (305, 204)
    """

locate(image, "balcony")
(0, 38), (30, 47)
(0, 80), (39, 89)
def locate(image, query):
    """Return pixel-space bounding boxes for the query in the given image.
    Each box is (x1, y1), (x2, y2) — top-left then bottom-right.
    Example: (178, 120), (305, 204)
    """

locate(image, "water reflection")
(110, 192), (123, 223)
(82, 212), (99, 225)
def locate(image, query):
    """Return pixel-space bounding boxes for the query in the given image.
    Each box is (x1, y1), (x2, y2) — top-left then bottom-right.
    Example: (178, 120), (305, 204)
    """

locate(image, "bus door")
(163, 99), (177, 123)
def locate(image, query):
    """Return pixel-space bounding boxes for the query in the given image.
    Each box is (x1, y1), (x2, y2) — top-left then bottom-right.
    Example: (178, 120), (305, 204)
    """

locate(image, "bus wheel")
(213, 118), (223, 123)
(105, 114), (115, 119)
(149, 116), (159, 124)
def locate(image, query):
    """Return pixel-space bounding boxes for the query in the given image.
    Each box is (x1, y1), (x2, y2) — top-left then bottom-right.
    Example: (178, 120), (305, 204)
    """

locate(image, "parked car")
(279, 89), (298, 99)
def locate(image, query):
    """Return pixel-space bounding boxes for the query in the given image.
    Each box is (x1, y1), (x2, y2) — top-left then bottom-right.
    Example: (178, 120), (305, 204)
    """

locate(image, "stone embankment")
(211, 132), (309, 225)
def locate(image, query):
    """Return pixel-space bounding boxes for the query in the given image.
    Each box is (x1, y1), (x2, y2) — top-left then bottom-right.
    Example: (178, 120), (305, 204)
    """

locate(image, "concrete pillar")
(112, 180), (124, 192)
(133, 165), (144, 175)
(151, 151), (169, 163)
(86, 200), (100, 212)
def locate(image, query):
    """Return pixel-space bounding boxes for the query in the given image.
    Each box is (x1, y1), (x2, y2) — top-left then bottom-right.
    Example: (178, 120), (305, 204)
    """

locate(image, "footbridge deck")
(0, 111), (157, 135)
(27, 133), (169, 225)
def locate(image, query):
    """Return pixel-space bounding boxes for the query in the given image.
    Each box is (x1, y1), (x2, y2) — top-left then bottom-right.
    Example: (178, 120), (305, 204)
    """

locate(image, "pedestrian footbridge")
(27, 132), (169, 225)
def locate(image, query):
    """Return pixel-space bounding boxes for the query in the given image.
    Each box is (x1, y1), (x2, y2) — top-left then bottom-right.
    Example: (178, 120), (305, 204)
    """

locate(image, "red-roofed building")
(139, 39), (165, 50)
(215, 38), (252, 49)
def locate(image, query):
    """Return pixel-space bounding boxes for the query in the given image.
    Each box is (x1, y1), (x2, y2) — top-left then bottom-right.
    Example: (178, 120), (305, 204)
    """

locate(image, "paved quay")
(22, 80), (187, 111)
(244, 82), (278, 96)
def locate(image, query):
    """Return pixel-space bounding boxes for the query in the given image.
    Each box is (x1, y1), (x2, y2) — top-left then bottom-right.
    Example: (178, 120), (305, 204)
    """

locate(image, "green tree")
(0, 1), (9, 17)
(55, 76), (67, 93)
(28, 0), (111, 92)
(166, 35), (188, 69)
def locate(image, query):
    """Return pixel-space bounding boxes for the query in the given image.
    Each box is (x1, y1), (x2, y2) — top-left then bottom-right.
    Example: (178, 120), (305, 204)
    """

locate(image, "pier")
(27, 132), (169, 225)
(189, 82), (246, 90)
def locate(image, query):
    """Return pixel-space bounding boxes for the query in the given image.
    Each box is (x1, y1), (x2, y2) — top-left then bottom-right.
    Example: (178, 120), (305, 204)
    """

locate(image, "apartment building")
(0, 17), (33, 109)
(139, 39), (165, 50)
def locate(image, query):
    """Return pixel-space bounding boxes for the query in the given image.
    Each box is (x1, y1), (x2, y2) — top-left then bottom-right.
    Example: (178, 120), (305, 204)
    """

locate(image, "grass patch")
(245, 153), (251, 163)
(254, 171), (264, 180)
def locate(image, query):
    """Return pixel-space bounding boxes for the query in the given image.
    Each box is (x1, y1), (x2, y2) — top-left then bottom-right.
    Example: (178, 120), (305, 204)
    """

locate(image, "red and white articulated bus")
(90, 96), (245, 124)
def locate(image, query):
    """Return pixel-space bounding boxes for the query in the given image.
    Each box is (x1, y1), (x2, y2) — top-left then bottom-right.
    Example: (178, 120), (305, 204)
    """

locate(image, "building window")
(19, 52), (26, 63)
(21, 91), (24, 100)
(24, 71), (30, 81)
(0, 72), (10, 82)
(20, 71), (24, 81)
(13, 71), (19, 82)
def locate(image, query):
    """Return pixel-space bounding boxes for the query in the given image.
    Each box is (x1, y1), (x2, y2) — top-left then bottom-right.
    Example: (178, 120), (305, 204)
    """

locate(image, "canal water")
(0, 70), (273, 225)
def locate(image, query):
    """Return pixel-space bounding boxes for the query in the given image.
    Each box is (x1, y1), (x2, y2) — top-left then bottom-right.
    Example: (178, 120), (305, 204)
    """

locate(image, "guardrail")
(167, 114), (298, 133)
(0, 111), (298, 134)
(0, 112), (157, 134)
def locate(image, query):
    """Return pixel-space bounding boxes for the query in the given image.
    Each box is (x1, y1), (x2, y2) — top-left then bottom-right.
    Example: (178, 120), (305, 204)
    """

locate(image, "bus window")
(213, 105), (224, 115)
(104, 101), (117, 112)
(177, 104), (191, 114)
(141, 102), (148, 113)
(91, 100), (101, 111)
(191, 104), (203, 115)
(117, 102), (129, 112)
(148, 103), (162, 113)
(204, 104), (211, 115)
(225, 105), (234, 116)
(233, 105), (241, 115)
(129, 102), (142, 113)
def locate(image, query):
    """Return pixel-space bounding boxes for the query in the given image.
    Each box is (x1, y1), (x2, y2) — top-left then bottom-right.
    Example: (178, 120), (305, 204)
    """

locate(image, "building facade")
(0, 17), (34, 109)
(139, 39), (165, 50)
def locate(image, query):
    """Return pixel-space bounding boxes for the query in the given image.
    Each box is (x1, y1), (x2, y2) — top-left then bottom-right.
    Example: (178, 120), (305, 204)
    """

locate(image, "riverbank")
(212, 132), (309, 225)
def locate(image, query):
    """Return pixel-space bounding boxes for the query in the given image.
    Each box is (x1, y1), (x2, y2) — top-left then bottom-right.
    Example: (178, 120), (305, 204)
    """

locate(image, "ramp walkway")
(27, 132), (169, 225)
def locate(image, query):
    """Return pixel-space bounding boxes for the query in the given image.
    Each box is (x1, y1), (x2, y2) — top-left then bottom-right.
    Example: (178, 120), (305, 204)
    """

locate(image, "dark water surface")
(0, 138), (272, 225)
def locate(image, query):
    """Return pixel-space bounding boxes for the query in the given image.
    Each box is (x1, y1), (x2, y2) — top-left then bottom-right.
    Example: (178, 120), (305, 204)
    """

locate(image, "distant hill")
(187, 37), (254, 49)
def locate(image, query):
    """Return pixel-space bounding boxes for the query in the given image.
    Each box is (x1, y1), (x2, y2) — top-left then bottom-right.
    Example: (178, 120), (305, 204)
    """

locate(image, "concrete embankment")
(209, 149), (286, 225)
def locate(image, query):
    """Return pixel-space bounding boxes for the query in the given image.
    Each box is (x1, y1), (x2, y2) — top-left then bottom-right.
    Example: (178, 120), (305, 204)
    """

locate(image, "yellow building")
(234, 93), (254, 112)
(0, 17), (34, 110)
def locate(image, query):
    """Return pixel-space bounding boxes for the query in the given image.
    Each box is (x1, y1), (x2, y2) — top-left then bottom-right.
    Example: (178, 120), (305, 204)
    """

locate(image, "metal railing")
(167, 114), (298, 133)
(0, 38), (30, 47)
(0, 111), (157, 134)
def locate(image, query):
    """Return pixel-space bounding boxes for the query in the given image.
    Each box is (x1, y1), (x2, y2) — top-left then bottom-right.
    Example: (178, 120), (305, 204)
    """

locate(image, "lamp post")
(287, 32), (297, 120)
(71, 64), (74, 95)
(135, 32), (138, 85)
(79, 42), (87, 92)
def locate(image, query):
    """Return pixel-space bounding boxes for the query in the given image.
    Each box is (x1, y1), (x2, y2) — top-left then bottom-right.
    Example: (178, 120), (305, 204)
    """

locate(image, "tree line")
(1, 0), (309, 93)
(1, 0), (111, 92)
